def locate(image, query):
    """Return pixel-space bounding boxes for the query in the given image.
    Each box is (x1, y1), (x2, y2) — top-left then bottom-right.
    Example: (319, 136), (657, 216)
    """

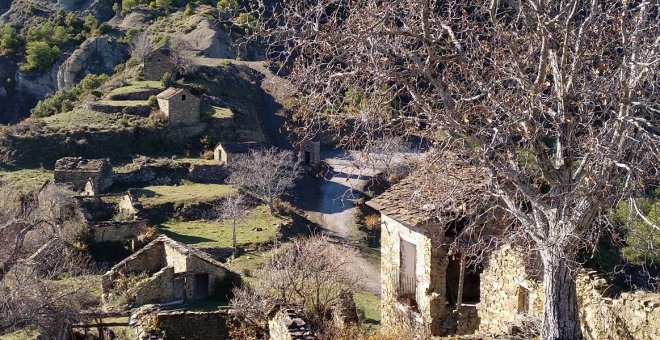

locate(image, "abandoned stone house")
(156, 87), (201, 126)
(367, 157), (660, 339)
(142, 49), (175, 81)
(54, 157), (113, 195)
(102, 236), (237, 308)
(213, 141), (264, 165)
(76, 191), (148, 245)
(299, 140), (321, 166)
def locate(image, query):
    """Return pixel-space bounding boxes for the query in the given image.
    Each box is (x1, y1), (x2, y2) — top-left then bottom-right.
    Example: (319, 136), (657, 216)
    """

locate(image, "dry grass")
(134, 182), (235, 207)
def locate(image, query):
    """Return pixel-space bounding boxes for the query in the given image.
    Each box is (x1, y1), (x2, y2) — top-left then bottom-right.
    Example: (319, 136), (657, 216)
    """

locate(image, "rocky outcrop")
(57, 36), (129, 89)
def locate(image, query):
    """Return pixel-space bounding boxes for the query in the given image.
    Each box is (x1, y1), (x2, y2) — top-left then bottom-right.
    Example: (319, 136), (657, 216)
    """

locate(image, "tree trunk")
(540, 250), (582, 340)
(232, 220), (237, 257)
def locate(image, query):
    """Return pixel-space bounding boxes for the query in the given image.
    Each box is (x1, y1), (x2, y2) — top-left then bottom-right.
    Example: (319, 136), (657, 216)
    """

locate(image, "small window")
(157, 58), (162, 62)
(182, 95), (186, 101)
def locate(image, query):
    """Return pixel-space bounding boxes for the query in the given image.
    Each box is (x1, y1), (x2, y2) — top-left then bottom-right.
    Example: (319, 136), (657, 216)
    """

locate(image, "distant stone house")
(54, 157), (113, 194)
(368, 154), (660, 338)
(156, 87), (200, 126)
(102, 236), (238, 307)
(142, 49), (175, 81)
(213, 142), (264, 165)
(299, 140), (320, 166)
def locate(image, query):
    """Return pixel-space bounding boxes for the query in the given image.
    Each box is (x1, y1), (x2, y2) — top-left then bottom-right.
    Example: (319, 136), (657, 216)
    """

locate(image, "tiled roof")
(366, 153), (490, 227)
(156, 87), (186, 100)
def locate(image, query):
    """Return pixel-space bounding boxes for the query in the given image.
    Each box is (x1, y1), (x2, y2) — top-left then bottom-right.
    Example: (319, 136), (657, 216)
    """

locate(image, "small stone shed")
(367, 156), (489, 336)
(54, 157), (113, 194)
(75, 191), (148, 245)
(213, 141), (264, 165)
(142, 49), (175, 81)
(102, 236), (237, 307)
(156, 87), (201, 126)
(299, 140), (320, 166)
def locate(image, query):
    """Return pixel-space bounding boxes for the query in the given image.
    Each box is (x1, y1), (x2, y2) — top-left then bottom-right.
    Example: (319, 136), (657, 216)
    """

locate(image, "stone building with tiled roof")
(156, 87), (200, 126)
(213, 141), (264, 165)
(366, 154), (492, 336)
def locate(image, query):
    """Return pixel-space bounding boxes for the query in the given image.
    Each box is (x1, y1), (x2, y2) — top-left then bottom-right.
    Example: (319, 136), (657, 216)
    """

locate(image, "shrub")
(30, 73), (108, 118)
(147, 95), (158, 108)
(184, 3), (194, 16)
(160, 71), (171, 86)
(0, 24), (18, 52)
(22, 42), (60, 72)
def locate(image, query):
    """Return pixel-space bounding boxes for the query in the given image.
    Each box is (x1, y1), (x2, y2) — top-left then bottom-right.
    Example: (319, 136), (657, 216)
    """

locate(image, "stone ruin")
(102, 236), (239, 308)
(54, 157), (113, 195)
(299, 140), (320, 166)
(368, 156), (660, 339)
(213, 141), (264, 166)
(130, 305), (236, 340)
(75, 191), (148, 246)
(142, 49), (175, 81)
(268, 306), (316, 340)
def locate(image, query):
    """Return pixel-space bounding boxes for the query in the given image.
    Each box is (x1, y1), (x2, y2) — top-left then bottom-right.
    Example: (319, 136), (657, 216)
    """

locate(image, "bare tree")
(130, 32), (152, 65)
(231, 235), (359, 331)
(253, 1), (660, 339)
(0, 183), (95, 337)
(219, 192), (249, 257)
(228, 147), (301, 215)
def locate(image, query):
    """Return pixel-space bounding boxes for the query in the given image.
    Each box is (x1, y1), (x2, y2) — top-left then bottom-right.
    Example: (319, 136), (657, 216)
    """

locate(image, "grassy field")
(42, 109), (147, 130)
(173, 157), (219, 165)
(0, 168), (53, 194)
(134, 182), (235, 207)
(0, 328), (40, 340)
(108, 80), (163, 96)
(201, 103), (234, 119)
(97, 100), (150, 107)
(159, 205), (281, 248)
(354, 290), (381, 325)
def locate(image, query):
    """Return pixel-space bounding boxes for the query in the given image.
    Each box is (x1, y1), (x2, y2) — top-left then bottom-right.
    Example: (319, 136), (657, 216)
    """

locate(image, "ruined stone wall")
(299, 140), (320, 166)
(133, 266), (176, 306)
(155, 310), (232, 340)
(477, 244), (542, 335)
(477, 244), (660, 340)
(268, 308), (315, 340)
(380, 214), (448, 336)
(577, 274), (660, 340)
(185, 255), (231, 296)
(90, 220), (148, 242)
(143, 52), (174, 81)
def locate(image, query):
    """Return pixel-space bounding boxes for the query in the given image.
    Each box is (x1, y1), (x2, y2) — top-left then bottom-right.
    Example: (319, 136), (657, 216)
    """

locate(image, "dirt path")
(300, 150), (382, 295)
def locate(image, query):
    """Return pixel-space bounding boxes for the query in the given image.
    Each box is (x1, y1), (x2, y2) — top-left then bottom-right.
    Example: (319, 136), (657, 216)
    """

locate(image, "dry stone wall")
(380, 214), (448, 336)
(132, 266), (175, 306)
(268, 307), (316, 340)
(578, 273), (660, 340)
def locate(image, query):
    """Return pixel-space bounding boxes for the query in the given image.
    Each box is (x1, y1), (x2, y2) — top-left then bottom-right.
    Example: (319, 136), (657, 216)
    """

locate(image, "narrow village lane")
(300, 150), (382, 295)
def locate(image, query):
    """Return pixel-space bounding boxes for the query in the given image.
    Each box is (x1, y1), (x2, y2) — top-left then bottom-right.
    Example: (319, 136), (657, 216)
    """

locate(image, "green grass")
(225, 248), (277, 286)
(159, 205), (281, 248)
(108, 80), (163, 96)
(42, 108), (146, 130)
(96, 100), (149, 107)
(173, 157), (219, 166)
(0, 168), (53, 194)
(354, 290), (381, 325)
(201, 102), (234, 119)
(134, 182), (235, 207)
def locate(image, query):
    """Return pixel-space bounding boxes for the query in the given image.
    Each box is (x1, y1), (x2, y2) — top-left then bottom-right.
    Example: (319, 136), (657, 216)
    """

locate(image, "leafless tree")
(0, 183), (95, 338)
(218, 192), (249, 257)
(253, 1), (660, 338)
(228, 147), (301, 215)
(231, 235), (359, 331)
(130, 32), (152, 65)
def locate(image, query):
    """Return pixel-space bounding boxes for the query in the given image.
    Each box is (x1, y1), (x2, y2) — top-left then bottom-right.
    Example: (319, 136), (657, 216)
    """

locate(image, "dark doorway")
(194, 273), (209, 299)
(304, 151), (311, 165)
(174, 277), (185, 300)
(446, 256), (483, 306)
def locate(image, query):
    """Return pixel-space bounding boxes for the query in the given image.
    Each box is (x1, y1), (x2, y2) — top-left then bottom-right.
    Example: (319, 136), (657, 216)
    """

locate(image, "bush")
(30, 73), (109, 118)
(147, 95), (158, 108)
(184, 3), (194, 16)
(22, 42), (60, 72)
(0, 24), (19, 52)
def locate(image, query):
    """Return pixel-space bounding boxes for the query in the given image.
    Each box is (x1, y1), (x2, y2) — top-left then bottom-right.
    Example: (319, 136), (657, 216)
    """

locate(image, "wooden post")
(456, 253), (466, 310)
